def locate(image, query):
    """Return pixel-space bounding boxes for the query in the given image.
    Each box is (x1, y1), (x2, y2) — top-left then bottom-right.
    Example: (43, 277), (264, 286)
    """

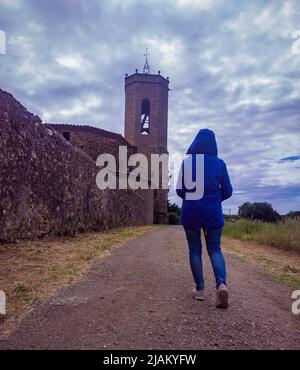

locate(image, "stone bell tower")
(124, 52), (169, 224)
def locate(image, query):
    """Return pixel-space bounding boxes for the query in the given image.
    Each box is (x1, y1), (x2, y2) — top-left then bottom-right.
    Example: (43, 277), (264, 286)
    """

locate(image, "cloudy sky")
(0, 0), (299, 214)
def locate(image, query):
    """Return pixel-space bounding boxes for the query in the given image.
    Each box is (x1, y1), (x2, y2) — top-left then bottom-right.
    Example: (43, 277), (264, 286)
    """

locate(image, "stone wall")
(0, 89), (153, 242)
(47, 124), (137, 161)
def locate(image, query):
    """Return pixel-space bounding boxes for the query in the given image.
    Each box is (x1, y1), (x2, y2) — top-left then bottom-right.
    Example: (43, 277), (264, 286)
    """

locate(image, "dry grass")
(0, 225), (162, 336)
(223, 219), (300, 252)
(223, 237), (300, 289)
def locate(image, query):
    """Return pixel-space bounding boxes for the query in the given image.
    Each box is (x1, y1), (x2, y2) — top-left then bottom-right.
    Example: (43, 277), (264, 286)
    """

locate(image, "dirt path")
(0, 226), (299, 350)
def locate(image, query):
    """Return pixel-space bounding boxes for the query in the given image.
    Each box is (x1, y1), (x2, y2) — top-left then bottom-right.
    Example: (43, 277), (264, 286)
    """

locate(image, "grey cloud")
(0, 0), (300, 213)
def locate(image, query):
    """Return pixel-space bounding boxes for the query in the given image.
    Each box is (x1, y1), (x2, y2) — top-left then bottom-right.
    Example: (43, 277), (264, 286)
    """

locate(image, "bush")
(168, 212), (180, 225)
(167, 200), (181, 225)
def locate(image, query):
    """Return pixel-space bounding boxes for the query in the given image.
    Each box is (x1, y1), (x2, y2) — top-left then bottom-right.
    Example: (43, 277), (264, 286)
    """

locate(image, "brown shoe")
(216, 284), (229, 308)
(192, 288), (205, 301)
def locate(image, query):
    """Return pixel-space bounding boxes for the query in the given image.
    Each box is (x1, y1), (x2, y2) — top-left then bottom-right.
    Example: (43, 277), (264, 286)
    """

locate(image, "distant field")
(223, 219), (300, 253)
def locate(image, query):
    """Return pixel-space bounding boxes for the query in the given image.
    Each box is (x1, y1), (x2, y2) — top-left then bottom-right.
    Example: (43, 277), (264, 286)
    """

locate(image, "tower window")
(62, 131), (70, 141)
(141, 98), (150, 135)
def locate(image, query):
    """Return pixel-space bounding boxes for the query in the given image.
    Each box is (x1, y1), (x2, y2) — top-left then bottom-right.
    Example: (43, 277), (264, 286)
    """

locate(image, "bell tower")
(124, 55), (169, 224)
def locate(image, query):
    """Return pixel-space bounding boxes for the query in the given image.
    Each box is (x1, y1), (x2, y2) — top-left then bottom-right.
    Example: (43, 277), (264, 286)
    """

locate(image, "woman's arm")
(176, 161), (186, 199)
(220, 162), (233, 201)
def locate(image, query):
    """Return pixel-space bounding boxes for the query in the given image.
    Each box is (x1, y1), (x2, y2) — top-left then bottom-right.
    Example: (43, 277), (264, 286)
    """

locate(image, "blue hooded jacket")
(176, 129), (232, 230)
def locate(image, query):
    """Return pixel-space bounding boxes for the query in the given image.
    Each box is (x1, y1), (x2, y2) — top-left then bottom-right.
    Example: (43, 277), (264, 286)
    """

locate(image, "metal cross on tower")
(143, 48), (150, 74)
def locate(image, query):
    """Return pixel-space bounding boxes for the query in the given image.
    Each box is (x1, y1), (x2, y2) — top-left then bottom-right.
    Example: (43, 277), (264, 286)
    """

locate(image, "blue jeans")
(183, 226), (226, 290)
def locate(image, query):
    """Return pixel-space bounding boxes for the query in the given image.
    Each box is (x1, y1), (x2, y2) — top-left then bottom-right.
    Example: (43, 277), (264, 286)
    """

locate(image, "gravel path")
(0, 225), (299, 350)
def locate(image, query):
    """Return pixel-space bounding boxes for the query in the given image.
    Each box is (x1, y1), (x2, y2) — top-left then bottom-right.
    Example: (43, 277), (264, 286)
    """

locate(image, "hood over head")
(187, 128), (218, 156)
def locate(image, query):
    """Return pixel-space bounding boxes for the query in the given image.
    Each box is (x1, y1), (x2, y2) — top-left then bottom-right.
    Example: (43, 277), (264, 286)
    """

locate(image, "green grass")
(223, 219), (300, 252)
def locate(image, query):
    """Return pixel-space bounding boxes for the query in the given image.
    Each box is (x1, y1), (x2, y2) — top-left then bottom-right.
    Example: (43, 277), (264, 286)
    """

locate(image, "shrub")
(167, 200), (181, 225)
(168, 212), (180, 225)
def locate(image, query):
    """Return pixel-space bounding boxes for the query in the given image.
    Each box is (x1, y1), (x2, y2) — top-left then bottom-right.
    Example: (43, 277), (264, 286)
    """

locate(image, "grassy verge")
(222, 236), (300, 289)
(0, 225), (163, 336)
(223, 219), (300, 252)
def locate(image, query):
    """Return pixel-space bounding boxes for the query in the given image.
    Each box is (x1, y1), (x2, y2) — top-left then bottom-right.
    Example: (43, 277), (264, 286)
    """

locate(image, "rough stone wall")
(47, 124), (137, 161)
(0, 89), (153, 242)
(124, 73), (169, 224)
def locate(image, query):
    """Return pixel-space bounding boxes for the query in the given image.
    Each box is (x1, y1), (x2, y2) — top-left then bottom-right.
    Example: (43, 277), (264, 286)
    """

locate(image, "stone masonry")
(124, 72), (169, 224)
(47, 124), (137, 162)
(0, 89), (153, 242)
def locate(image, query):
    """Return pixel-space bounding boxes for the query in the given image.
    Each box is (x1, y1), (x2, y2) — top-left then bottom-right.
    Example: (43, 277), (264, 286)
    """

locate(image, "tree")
(286, 211), (300, 219)
(167, 201), (180, 214)
(238, 202), (281, 223)
(237, 202), (253, 219)
(167, 200), (181, 225)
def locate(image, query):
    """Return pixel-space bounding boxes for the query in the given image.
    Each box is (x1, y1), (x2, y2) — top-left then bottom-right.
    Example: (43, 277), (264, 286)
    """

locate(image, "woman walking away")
(176, 129), (232, 308)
